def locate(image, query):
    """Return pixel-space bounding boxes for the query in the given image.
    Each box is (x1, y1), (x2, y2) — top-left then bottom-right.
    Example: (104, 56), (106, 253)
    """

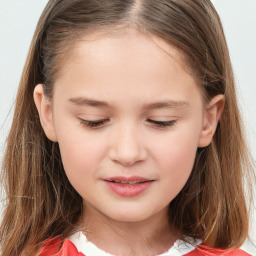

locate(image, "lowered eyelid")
(77, 114), (108, 119)
(146, 115), (179, 120)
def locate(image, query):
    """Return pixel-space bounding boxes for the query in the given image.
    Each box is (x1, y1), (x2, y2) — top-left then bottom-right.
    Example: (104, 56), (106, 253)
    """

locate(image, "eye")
(79, 118), (110, 128)
(147, 119), (177, 128)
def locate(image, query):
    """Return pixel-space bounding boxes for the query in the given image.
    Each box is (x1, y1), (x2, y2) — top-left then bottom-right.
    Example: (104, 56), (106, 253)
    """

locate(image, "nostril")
(109, 149), (147, 166)
(108, 129), (148, 165)
(111, 157), (141, 167)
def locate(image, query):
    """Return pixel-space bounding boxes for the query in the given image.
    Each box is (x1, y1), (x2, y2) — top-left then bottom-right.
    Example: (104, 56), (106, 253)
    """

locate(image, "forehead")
(57, 28), (193, 79)
(53, 29), (201, 105)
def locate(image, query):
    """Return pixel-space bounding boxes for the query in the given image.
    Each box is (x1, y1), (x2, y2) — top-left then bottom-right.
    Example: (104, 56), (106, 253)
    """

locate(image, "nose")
(109, 125), (148, 166)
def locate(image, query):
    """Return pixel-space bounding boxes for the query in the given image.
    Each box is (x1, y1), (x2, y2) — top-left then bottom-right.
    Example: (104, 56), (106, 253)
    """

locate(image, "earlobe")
(33, 84), (57, 142)
(198, 94), (225, 148)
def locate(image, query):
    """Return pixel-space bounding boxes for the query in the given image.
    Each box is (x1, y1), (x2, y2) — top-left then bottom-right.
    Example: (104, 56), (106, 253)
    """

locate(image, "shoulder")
(185, 244), (252, 256)
(38, 236), (86, 256)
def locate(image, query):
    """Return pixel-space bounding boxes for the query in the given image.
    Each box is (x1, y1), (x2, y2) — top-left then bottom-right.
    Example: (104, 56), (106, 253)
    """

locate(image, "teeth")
(127, 181), (139, 185)
(112, 180), (143, 185)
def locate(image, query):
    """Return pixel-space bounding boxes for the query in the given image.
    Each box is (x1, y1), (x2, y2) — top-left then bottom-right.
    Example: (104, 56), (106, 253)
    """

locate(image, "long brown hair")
(1, 0), (254, 255)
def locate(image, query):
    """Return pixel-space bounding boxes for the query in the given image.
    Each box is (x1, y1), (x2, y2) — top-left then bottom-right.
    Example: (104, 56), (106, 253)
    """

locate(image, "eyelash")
(79, 119), (110, 128)
(79, 118), (176, 129)
(147, 119), (177, 128)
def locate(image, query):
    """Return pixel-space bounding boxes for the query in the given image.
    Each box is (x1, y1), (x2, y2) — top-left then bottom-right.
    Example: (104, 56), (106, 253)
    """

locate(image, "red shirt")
(38, 236), (252, 256)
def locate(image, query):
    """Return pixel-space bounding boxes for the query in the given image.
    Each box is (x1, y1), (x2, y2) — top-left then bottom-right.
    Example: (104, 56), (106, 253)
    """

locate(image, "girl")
(0, 0), (254, 255)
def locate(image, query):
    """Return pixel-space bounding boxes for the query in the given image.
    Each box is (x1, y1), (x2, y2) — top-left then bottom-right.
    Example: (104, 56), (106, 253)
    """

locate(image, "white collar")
(68, 231), (201, 256)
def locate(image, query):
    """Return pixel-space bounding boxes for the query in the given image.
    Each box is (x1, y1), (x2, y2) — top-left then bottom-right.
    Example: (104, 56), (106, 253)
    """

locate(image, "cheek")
(59, 136), (105, 167)
(55, 120), (107, 188)
(162, 144), (196, 179)
(53, 109), (105, 166)
(152, 129), (200, 192)
(57, 136), (107, 199)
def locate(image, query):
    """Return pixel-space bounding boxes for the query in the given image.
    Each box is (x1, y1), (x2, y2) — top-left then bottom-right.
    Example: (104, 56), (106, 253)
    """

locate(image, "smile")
(111, 180), (145, 185)
(104, 176), (154, 197)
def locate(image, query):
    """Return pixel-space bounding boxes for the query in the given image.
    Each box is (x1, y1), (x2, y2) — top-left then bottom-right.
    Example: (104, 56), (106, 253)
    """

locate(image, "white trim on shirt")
(68, 231), (202, 256)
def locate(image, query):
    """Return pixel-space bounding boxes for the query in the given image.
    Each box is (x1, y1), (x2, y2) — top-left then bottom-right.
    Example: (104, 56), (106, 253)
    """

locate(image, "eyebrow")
(145, 100), (189, 110)
(69, 97), (109, 108)
(69, 97), (189, 109)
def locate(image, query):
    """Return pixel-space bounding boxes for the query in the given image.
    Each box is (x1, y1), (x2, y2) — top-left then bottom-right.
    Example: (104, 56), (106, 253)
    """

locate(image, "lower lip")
(104, 181), (153, 197)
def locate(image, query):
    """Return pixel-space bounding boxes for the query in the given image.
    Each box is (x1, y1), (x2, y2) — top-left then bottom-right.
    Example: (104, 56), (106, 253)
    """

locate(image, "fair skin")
(34, 29), (224, 256)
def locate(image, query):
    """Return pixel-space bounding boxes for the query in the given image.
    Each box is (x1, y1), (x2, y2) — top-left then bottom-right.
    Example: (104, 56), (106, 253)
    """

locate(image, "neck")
(81, 205), (177, 256)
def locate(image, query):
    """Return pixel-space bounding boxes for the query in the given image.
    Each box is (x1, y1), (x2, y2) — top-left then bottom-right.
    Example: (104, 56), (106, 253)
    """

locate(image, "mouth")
(104, 176), (154, 197)
(104, 176), (153, 184)
(108, 180), (147, 185)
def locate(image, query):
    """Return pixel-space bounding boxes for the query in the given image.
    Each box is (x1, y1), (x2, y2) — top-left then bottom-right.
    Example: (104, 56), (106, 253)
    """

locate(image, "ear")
(198, 94), (225, 148)
(34, 84), (57, 142)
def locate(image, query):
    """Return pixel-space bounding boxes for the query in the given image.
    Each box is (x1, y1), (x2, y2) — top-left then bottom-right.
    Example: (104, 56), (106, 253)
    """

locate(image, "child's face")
(35, 30), (220, 223)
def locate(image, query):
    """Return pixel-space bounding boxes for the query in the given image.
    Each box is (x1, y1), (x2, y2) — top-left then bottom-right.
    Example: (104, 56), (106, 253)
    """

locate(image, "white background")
(0, 0), (255, 254)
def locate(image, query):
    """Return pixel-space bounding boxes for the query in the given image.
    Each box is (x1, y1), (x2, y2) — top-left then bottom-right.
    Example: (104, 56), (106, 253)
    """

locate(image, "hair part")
(1, 0), (254, 255)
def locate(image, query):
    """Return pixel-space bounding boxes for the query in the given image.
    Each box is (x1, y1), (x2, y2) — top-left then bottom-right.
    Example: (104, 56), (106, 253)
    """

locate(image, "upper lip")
(104, 176), (154, 184)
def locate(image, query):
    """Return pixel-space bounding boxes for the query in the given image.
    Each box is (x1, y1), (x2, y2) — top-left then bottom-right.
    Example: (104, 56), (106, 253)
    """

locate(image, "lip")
(104, 176), (154, 197)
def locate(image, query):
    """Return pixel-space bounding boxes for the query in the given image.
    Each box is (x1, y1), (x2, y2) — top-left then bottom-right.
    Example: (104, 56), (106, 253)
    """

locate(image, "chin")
(104, 208), (158, 223)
